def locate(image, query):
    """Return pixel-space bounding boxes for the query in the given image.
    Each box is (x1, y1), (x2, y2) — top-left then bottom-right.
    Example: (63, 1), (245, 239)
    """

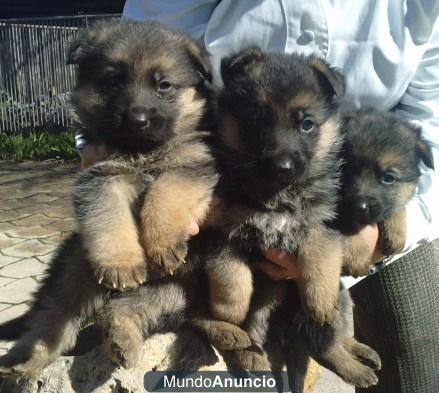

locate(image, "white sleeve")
(122, 0), (220, 40)
(393, 19), (439, 252)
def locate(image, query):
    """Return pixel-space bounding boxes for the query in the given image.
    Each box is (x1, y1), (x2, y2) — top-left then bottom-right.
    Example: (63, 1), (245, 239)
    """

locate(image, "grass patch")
(0, 131), (78, 161)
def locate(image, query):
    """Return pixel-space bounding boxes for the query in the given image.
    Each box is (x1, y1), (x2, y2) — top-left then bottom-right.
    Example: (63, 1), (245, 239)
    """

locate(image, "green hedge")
(0, 131), (78, 161)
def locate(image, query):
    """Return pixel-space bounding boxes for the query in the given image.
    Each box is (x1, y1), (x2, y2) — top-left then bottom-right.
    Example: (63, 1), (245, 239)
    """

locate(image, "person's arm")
(122, 0), (220, 40)
(391, 19), (439, 254)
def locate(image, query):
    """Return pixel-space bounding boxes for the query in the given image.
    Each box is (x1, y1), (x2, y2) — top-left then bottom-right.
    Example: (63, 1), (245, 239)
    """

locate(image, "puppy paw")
(0, 365), (14, 376)
(381, 231), (405, 256)
(228, 346), (270, 371)
(108, 336), (141, 369)
(343, 235), (372, 277)
(343, 337), (381, 371)
(0, 356), (41, 378)
(380, 213), (406, 256)
(340, 363), (379, 388)
(343, 256), (371, 277)
(104, 317), (143, 369)
(326, 337), (381, 388)
(146, 236), (188, 275)
(302, 289), (338, 324)
(204, 323), (251, 351)
(95, 258), (147, 291)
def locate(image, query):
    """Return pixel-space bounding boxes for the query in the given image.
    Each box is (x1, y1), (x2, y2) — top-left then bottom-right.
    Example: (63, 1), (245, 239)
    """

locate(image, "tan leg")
(297, 228), (343, 324)
(79, 177), (147, 290)
(379, 210), (407, 255)
(191, 318), (251, 350)
(103, 311), (143, 369)
(314, 335), (381, 388)
(0, 312), (83, 378)
(343, 234), (373, 277)
(206, 247), (253, 326)
(101, 281), (190, 369)
(224, 346), (271, 371)
(140, 171), (215, 275)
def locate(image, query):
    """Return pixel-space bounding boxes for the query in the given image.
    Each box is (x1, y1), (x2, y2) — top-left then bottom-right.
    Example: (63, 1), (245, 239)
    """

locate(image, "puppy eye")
(381, 172), (397, 185)
(301, 117), (314, 133)
(157, 80), (172, 92)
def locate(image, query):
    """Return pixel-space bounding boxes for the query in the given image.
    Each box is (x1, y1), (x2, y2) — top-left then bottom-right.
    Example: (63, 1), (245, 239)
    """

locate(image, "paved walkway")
(0, 160), (78, 326)
(0, 160), (438, 393)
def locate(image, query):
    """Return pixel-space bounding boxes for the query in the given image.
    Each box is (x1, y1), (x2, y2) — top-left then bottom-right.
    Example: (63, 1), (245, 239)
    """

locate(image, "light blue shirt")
(123, 0), (439, 281)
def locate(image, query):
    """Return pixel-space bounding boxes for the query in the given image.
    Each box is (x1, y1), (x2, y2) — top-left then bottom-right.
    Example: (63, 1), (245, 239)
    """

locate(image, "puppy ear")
(310, 57), (345, 98)
(416, 136), (434, 170)
(221, 47), (265, 85)
(182, 38), (212, 83)
(67, 29), (97, 65)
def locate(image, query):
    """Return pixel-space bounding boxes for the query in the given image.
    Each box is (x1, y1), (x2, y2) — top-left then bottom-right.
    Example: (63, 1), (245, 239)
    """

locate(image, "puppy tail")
(0, 314), (29, 341)
(285, 339), (311, 393)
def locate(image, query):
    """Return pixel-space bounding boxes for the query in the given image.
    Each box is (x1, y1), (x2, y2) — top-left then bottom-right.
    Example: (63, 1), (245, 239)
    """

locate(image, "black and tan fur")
(336, 110), (434, 276)
(190, 48), (381, 387)
(0, 21), (217, 377)
(204, 47), (345, 331)
(71, 50), (379, 386)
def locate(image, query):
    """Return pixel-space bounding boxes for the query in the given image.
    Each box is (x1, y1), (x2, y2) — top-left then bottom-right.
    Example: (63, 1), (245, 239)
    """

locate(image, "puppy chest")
(230, 212), (307, 252)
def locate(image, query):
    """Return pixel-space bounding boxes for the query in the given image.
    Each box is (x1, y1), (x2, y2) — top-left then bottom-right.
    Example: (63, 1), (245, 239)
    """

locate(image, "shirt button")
(297, 29), (315, 45)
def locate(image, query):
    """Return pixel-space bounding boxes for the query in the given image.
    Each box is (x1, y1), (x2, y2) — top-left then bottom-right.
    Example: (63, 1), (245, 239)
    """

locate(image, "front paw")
(336, 337), (381, 387)
(320, 336), (380, 388)
(0, 355), (41, 378)
(203, 323), (251, 351)
(226, 346), (270, 371)
(301, 287), (338, 324)
(0, 365), (15, 377)
(95, 259), (147, 291)
(145, 237), (188, 275)
(380, 214), (406, 256)
(343, 253), (371, 277)
(381, 230), (405, 256)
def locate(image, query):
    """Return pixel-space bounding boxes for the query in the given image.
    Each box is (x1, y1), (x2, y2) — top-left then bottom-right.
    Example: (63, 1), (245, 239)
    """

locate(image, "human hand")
(257, 249), (300, 281)
(257, 225), (383, 281)
(80, 143), (110, 169)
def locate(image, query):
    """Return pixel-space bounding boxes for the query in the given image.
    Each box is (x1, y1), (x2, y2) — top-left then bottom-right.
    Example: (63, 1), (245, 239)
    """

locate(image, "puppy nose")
(353, 199), (369, 213)
(272, 154), (295, 173)
(128, 106), (150, 127)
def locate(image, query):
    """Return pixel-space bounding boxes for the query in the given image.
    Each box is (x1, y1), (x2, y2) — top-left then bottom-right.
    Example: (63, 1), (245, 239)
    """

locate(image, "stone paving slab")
(3, 225), (59, 240)
(36, 252), (56, 264)
(0, 277), (15, 288)
(0, 304), (30, 325)
(2, 239), (55, 258)
(0, 258), (47, 279)
(0, 255), (23, 269)
(0, 233), (25, 250)
(0, 277), (40, 304)
(0, 160), (78, 325)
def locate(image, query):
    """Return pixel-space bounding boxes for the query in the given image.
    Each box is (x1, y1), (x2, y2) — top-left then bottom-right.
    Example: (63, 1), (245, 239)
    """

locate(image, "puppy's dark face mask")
(339, 112), (434, 226)
(219, 48), (345, 190)
(68, 22), (211, 153)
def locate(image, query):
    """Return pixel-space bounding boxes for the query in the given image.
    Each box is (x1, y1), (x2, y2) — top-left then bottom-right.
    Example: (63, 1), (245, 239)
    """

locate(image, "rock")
(0, 331), (321, 393)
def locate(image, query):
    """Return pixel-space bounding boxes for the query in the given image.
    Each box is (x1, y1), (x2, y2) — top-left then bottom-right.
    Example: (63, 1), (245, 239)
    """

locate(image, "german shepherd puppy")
(337, 110), (434, 276)
(0, 21), (217, 377)
(189, 48), (380, 387)
(204, 47), (345, 331)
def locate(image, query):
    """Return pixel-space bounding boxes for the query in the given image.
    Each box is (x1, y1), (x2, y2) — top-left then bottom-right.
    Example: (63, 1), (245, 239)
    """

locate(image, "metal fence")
(0, 14), (120, 133)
